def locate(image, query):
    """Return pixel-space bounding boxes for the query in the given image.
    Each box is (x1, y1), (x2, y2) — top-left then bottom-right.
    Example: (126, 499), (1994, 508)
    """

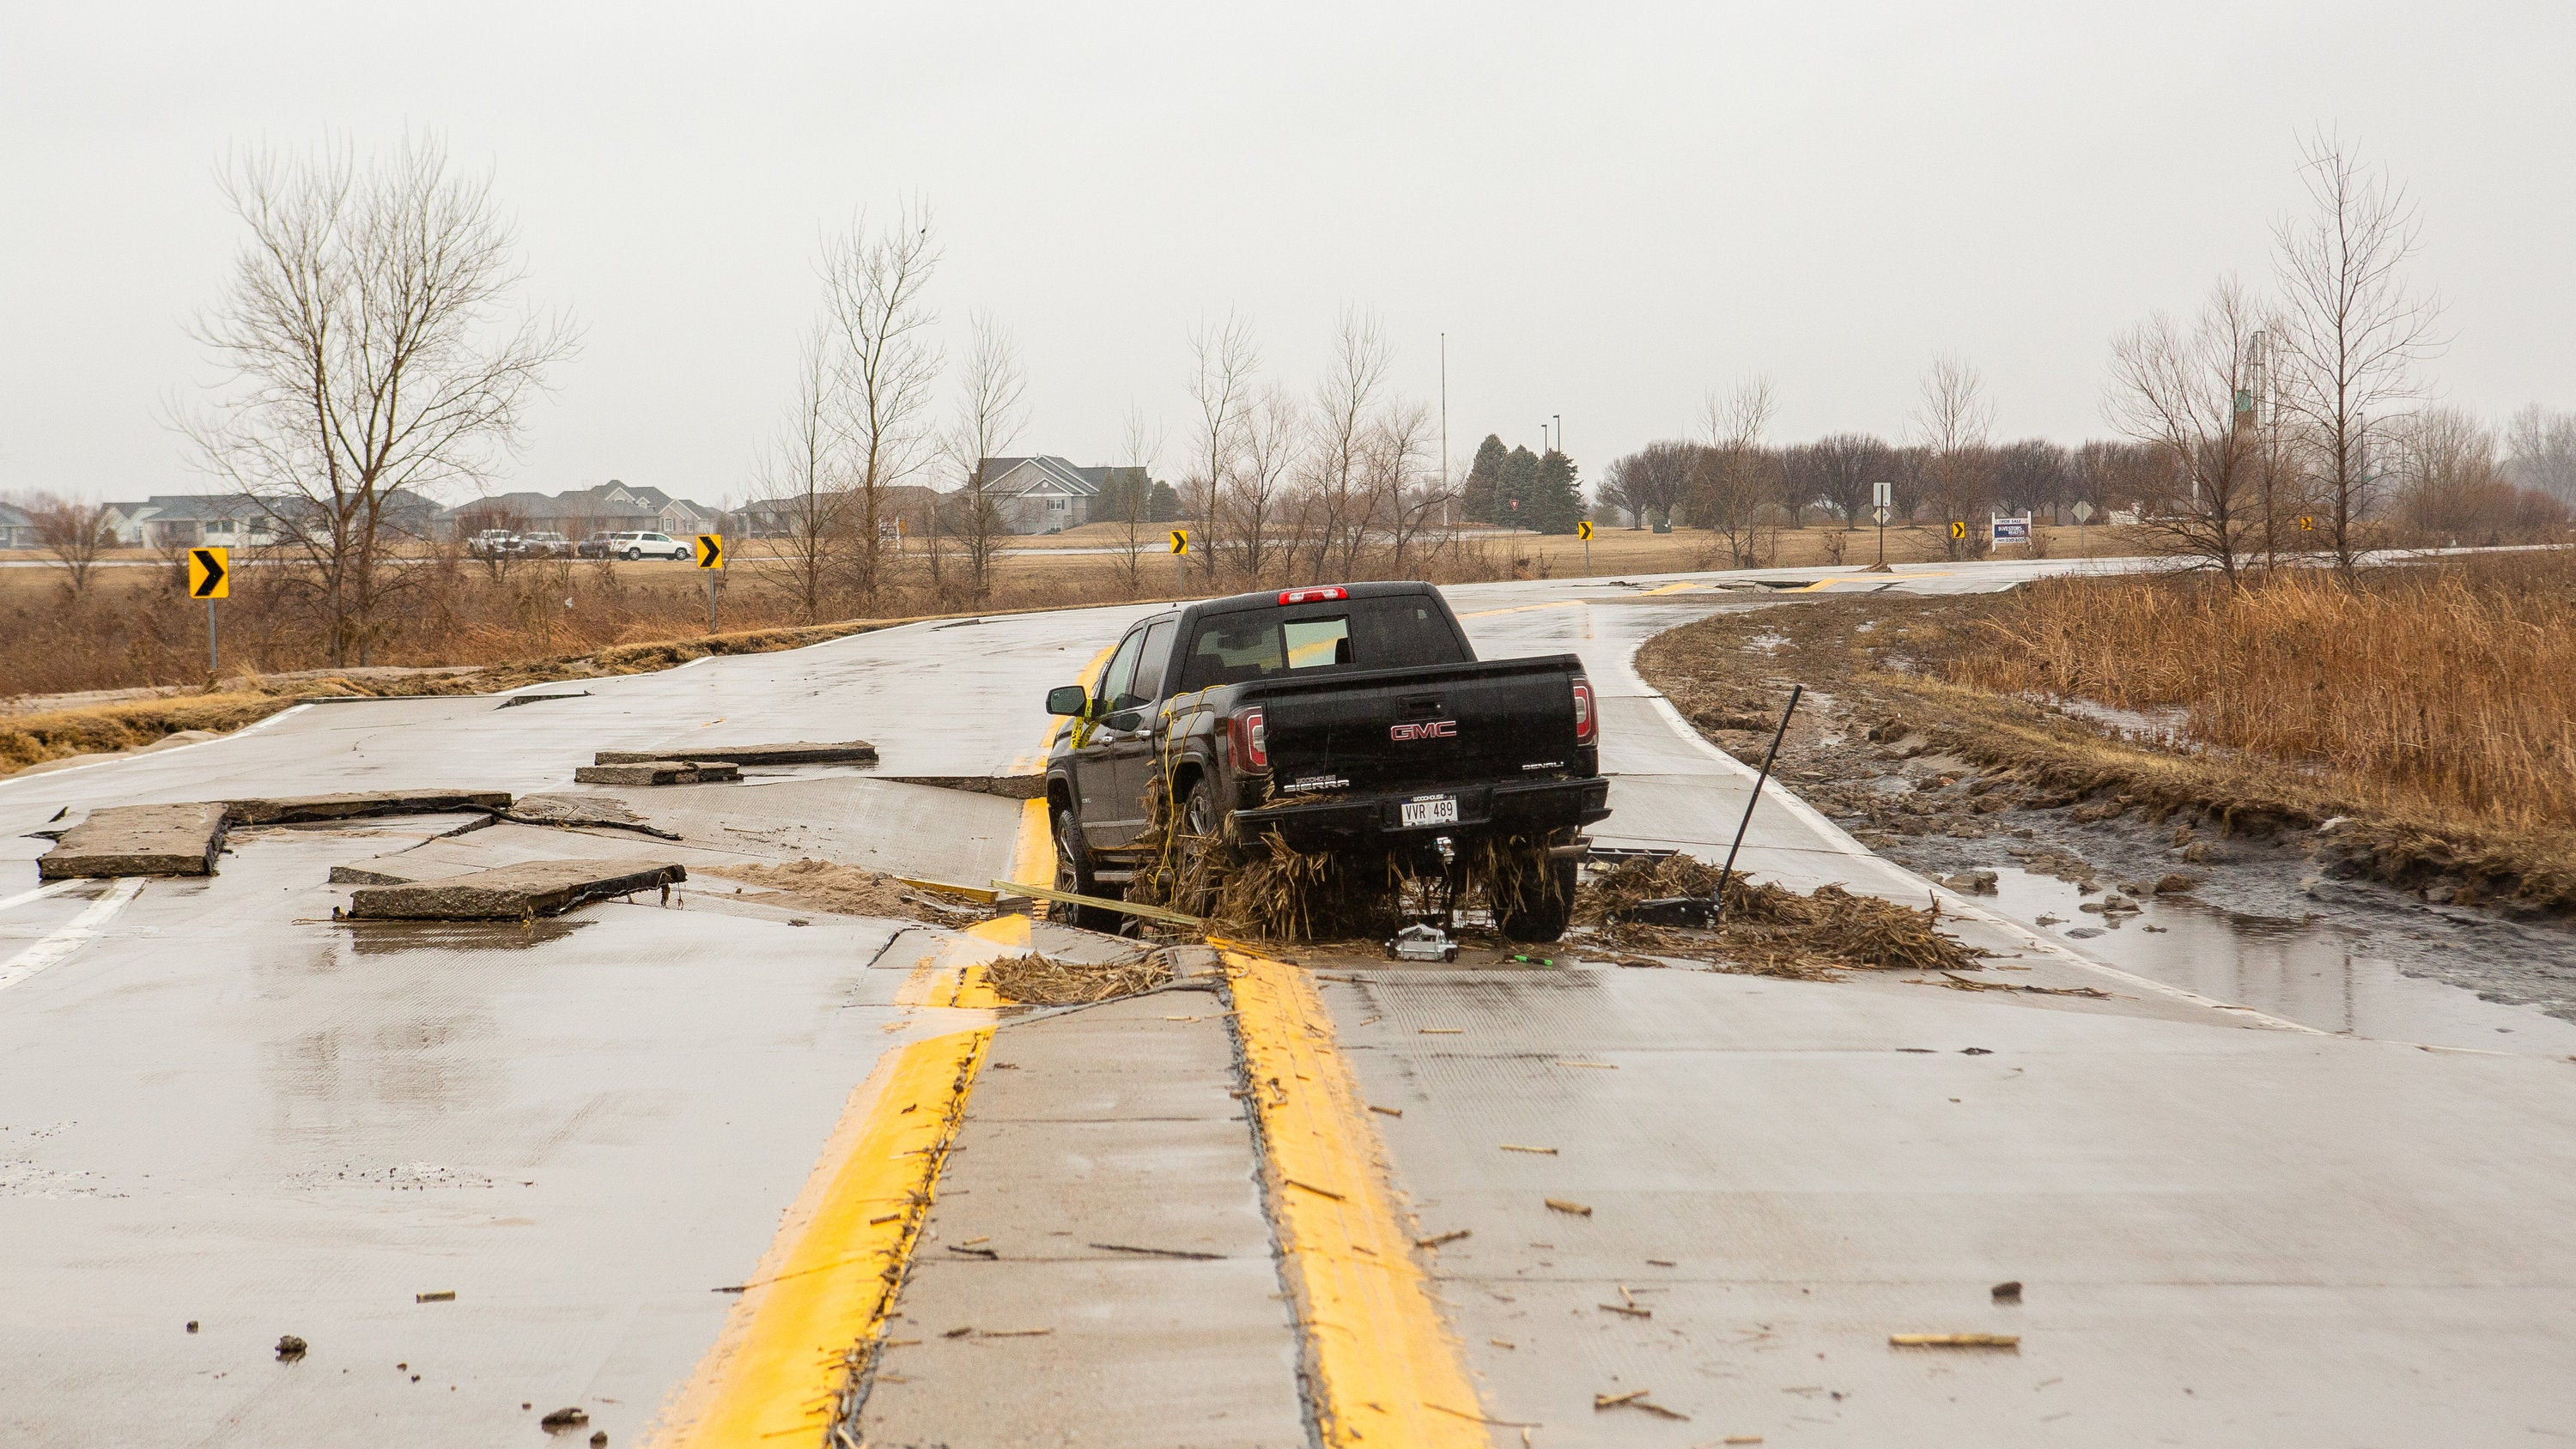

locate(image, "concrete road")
(5, 555), (2573, 1446)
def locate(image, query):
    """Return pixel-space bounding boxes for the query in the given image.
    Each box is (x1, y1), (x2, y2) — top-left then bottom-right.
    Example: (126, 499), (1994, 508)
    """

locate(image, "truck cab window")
(1126, 620), (1178, 706)
(1283, 616), (1352, 670)
(1096, 631), (1145, 718)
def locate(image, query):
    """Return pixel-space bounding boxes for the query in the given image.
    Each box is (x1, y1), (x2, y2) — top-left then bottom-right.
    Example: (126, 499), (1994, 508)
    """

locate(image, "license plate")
(1400, 796), (1460, 828)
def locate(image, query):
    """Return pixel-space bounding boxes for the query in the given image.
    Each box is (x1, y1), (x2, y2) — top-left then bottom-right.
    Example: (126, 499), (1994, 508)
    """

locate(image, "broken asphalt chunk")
(343, 859), (686, 920)
(571, 761), (741, 786)
(591, 740), (876, 767)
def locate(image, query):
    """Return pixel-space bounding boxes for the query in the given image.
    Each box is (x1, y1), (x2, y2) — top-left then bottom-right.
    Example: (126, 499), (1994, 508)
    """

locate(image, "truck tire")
(1052, 806), (1121, 932)
(1495, 850), (1578, 943)
(1169, 776), (1226, 917)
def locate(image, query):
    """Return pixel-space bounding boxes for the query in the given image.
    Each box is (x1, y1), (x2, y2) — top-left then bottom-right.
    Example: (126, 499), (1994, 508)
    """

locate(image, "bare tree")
(1809, 433), (1893, 524)
(2104, 278), (2273, 582)
(1369, 400), (1442, 574)
(1309, 309), (1392, 577)
(1914, 355), (1996, 557)
(822, 202), (943, 607)
(754, 318), (852, 622)
(1185, 312), (1258, 585)
(21, 494), (118, 598)
(941, 310), (1028, 601)
(1691, 375), (1777, 567)
(2273, 130), (2446, 570)
(181, 136), (574, 665)
(2502, 403), (2576, 507)
(1602, 440), (1696, 528)
(1230, 385), (1301, 584)
(1109, 406), (1166, 596)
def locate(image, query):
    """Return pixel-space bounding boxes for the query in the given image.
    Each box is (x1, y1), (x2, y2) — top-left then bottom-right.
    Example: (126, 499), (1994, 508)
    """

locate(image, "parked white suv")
(608, 531), (692, 561)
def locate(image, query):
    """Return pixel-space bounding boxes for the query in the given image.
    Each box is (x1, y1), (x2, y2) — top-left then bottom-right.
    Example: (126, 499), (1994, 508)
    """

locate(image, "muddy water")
(1980, 864), (2576, 1058)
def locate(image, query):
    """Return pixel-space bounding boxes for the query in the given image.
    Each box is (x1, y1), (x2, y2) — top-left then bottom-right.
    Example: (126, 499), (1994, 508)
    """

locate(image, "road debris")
(1368, 1104), (1403, 1117)
(501, 794), (681, 840)
(1500, 1143), (1558, 1154)
(571, 760), (740, 786)
(1578, 852), (1986, 978)
(1594, 1388), (1688, 1420)
(1416, 1229), (1472, 1249)
(1090, 1242), (1224, 1260)
(1599, 1301), (1652, 1319)
(1890, 1333), (2020, 1347)
(274, 1335), (307, 1361)
(981, 949), (1173, 1005)
(539, 1405), (590, 1429)
(414, 1290), (455, 1303)
(592, 740), (878, 767)
(708, 858), (989, 926)
(1546, 1197), (1594, 1216)
(1991, 1280), (2024, 1303)
(185, 1321), (197, 1333)
(342, 859), (685, 919)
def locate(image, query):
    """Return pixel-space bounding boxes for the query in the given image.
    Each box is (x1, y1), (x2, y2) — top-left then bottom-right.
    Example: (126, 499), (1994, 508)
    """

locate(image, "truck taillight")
(1571, 677), (1595, 743)
(1230, 706), (1268, 770)
(1278, 586), (1347, 605)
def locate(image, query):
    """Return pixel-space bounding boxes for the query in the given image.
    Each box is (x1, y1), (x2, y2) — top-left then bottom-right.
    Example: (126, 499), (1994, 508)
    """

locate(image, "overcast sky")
(4, 1), (2572, 506)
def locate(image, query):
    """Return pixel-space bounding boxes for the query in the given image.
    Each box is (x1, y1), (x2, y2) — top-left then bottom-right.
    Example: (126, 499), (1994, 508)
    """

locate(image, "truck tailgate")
(1250, 657), (1583, 795)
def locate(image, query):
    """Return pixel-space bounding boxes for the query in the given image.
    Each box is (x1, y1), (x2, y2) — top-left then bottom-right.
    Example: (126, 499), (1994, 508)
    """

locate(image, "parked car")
(575, 532), (617, 560)
(1041, 581), (1607, 939)
(467, 529), (519, 560)
(514, 531), (572, 558)
(606, 530), (692, 561)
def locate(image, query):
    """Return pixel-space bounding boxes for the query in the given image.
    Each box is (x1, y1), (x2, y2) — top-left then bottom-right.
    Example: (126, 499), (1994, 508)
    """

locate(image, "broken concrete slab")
(501, 794), (683, 840)
(37, 802), (232, 878)
(224, 790), (513, 826)
(878, 774), (1046, 800)
(591, 741), (878, 768)
(572, 761), (742, 786)
(343, 858), (688, 919)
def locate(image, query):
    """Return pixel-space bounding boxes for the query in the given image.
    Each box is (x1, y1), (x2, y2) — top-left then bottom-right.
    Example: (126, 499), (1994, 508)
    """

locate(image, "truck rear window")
(1176, 596), (1467, 691)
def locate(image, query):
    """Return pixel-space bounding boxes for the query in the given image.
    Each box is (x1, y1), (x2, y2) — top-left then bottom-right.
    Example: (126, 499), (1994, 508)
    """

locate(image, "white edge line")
(1606, 642), (2326, 1035)
(0, 702), (318, 796)
(0, 877), (143, 992)
(0, 880), (81, 915)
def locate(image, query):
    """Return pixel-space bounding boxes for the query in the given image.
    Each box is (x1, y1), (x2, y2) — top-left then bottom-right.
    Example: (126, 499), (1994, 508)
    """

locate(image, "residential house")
(971, 458), (1154, 534)
(0, 500), (34, 549)
(440, 480), (718, 540)
(100, 491), (440, 549)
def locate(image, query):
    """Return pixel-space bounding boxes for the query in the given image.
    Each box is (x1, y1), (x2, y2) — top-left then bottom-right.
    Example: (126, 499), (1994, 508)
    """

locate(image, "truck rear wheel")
(1052, 806), (1122, 933)
(1494, 846), (1578, 943)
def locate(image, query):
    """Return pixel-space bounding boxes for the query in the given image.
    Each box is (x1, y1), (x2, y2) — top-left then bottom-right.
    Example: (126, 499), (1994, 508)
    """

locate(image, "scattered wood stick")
(1889, 1332), (2019, 1347)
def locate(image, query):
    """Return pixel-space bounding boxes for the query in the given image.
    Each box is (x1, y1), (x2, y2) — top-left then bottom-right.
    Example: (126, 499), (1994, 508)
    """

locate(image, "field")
(0, 521), (2146, 704)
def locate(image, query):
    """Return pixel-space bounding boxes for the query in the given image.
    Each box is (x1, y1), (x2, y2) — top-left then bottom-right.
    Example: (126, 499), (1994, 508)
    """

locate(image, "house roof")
(0, 500), (33, 528)
(980, 457), (1098, 498)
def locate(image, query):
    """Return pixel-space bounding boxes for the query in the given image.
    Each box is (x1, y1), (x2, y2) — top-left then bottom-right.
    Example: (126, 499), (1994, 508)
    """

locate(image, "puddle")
(1978, 864), (2576, 1058)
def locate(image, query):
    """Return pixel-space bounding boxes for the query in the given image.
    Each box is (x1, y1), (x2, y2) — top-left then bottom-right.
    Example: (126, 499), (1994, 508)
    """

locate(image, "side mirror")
(1045, 685), (1091, 718)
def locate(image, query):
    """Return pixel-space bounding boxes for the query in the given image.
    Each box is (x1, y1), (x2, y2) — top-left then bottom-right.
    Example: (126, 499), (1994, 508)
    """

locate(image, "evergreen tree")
(1498, 445), (1540, 527)
(1529, 449), (1583, 534)
(1461, 434), (1509, 524)
(1146, 480), (1181, 523)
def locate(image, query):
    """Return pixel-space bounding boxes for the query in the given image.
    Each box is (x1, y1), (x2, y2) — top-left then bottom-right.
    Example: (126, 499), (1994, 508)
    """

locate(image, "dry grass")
(1947, 553), (2576, 832)
(1574, 852), (1985, 978)
(982, 950), (1172, 1005)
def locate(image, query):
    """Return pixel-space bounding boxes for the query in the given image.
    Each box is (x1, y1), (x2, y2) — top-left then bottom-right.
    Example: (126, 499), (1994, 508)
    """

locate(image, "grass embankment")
(1637, 552), (2576, 915)
(0, 619), (892, 779)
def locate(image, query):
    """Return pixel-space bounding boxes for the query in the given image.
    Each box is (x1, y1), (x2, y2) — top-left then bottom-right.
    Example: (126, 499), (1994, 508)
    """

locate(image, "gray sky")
(5, 1), (2572, 506)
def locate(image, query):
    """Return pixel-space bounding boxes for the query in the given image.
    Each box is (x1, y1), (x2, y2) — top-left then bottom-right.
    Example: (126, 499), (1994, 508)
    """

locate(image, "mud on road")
(1636, 594), (2576, 1028)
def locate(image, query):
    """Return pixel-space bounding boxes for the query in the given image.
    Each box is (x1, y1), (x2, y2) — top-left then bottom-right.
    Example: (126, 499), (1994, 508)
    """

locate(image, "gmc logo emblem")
(1389, 720), (1457, 742)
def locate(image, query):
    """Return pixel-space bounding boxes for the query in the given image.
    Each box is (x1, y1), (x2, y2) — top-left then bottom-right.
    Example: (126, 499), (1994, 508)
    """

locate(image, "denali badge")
(1388, 720), (1458, 742)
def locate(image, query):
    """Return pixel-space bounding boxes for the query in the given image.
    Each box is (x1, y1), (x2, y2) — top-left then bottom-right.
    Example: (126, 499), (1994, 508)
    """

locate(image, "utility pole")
(1439, 332), (1449, 532)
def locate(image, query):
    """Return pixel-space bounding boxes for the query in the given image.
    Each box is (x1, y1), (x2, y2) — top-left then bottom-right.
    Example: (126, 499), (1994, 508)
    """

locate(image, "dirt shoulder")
(1634, 593), (2576, 1018)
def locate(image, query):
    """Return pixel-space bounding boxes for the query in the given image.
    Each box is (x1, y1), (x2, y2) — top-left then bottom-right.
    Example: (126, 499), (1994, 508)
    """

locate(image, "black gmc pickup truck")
(1041, 581), (1609, 940)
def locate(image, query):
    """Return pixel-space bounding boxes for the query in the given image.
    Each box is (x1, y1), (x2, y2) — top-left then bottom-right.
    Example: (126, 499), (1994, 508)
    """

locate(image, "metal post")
(707, 571), (717, 634)
(206, 599), (219, 676)
(1175, 551), (1185, 596)
(1712, 684), (1801, 924)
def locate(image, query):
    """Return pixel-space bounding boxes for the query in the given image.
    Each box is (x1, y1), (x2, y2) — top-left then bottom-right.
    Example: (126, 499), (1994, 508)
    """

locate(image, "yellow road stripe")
(1457, 598), (1587, 618)
(645, 1024), (990, 1447)
(895, 914), (1024, 1009)
(1219, 946), (1492, 1448)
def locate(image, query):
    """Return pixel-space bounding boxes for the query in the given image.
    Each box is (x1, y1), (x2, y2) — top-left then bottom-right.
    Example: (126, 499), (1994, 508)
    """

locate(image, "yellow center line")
(1218, 945), (1491, 1448)
(651, 640), (1121, 1444)
(644, 1019), (990, 1446)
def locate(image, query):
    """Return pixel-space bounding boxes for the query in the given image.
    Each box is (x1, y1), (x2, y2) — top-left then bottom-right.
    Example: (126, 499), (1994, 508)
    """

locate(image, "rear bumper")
(1232, 776), (1610, 852)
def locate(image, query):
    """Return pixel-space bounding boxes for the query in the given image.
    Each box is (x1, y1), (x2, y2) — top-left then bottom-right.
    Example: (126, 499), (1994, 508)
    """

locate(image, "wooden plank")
(989, 878), (1205, 929)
